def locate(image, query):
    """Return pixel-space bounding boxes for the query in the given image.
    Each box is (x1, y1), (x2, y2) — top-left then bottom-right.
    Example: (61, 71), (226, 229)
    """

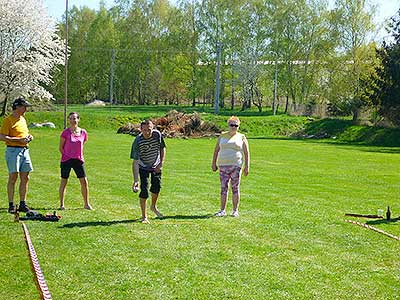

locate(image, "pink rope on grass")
(345, 219), (400, 241)
(22, 222), (53, 300)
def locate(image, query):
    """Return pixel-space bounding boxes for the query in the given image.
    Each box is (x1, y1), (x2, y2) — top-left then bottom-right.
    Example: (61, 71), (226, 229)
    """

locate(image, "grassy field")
(0, 107), (400, 299)
(27, 104), (310, 138)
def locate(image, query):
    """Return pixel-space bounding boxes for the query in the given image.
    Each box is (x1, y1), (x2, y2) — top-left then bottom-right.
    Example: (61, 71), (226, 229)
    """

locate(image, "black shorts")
(139, 168), (162, 199)
(60, 159), (86, 179)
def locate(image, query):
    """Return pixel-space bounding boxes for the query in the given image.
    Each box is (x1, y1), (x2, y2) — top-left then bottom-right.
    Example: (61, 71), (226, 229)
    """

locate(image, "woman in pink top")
(59, 112), (92, 210)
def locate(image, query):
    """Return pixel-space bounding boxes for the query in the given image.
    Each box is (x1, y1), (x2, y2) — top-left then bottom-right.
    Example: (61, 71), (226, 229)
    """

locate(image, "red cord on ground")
(22, 222), (52, 300)
(345, 219), (400, 241)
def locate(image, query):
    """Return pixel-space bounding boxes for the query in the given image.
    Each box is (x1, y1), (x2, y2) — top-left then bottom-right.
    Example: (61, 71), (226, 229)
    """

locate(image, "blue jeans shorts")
(5, 147), (33, 173)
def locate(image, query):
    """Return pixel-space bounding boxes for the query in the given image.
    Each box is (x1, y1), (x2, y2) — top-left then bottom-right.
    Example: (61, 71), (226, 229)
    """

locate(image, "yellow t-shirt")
(0, 114), (29, 147)
(217, 132), (245, 167)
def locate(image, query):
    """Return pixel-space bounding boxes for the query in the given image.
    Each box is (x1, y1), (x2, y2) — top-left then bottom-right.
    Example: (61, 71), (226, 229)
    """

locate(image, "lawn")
(0, 108), (400, 299)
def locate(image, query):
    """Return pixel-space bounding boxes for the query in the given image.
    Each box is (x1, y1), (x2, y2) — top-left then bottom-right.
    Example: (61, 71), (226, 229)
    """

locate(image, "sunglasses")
(229, 124), (239, 127)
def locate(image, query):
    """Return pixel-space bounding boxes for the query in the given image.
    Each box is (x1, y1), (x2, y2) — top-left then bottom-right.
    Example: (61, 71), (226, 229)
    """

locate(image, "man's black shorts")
(60, 159), (86, 179)
(139, 168), (162, 199)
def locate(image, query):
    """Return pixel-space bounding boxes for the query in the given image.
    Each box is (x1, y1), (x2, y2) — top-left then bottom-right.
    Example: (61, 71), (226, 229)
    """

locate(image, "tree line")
(1, 0), (399, 125)
(50, 0), (380, 115)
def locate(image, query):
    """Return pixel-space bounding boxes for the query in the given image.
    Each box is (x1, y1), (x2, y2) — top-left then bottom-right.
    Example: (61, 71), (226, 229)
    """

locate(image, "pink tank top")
(60, 128), (87, 162)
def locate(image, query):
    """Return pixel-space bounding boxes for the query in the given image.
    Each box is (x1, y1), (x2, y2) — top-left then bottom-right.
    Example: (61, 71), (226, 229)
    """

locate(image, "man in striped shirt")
(131, 120), (166, 223)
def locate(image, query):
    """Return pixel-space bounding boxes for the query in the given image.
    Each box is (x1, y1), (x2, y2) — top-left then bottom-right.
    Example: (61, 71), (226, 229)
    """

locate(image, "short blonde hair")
(227, 116), (240, 125)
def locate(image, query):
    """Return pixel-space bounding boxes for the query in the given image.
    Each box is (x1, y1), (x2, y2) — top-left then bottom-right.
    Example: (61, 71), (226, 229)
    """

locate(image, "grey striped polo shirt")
(130, 130), (166, 170)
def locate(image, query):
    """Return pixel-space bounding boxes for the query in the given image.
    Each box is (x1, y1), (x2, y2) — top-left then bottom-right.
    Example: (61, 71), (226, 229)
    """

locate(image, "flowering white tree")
(0, 0), (65, 115)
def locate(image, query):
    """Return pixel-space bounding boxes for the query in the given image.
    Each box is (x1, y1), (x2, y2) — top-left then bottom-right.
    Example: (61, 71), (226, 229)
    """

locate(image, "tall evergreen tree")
(369, 9), (400, 126)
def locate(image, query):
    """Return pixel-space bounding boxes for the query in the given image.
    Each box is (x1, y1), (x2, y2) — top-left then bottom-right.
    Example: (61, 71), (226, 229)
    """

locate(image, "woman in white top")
(212, 116), (250, 217)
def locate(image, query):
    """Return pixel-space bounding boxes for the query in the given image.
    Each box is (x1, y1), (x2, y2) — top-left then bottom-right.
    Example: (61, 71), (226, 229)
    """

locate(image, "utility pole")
(273, 56), (278, 115)
(64, 0), (69, 129)
(270, 51), (278, 115)
(214, 42), (222, 114)
(109, 49), (115, 104)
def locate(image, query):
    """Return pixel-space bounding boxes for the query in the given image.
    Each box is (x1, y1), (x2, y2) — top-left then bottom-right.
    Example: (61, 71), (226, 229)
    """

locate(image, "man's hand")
(21, 135), (32, 144)
(132, 181), (139, 193)
(155, 163), (162, 173)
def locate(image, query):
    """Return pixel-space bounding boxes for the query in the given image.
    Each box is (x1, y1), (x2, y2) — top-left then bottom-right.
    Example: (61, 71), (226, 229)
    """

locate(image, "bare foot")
(84, 204), (93, 210)
(150, 206), (164, 218)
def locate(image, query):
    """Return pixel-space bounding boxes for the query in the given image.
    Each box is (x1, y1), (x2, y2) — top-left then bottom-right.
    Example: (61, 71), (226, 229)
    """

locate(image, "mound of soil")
(117, 110), (221, 138)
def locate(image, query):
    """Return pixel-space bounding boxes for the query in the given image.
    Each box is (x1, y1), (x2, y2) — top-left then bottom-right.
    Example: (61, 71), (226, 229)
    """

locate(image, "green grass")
(26, 105), (400, 146)
(0, 107), (400, 299)
(302, 118), (400, 147)
(25, 104), (309, 138)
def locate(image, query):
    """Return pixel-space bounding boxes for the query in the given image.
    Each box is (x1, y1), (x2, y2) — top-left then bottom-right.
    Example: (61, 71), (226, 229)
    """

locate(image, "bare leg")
(79, 177), (91, 210)
(232, 193), (240, 212)
(19, 172), (30, 202)
(220, 194), (228, 211)
(150, 192), (163, 218)
(59, 178), (68, 209)
(139, 197), (148, 222)
(7, 173), (18, 203)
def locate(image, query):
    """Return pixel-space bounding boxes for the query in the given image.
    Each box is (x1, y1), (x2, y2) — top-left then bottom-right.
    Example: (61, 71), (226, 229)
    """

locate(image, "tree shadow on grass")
(247, 136), (400, 154)
(247, 119), (400, 151)
(298, 119), (400, 149)
(348, 147), (400, 154)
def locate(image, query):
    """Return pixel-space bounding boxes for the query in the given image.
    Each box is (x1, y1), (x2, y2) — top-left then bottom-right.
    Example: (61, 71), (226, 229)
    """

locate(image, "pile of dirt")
(117, 110), (221, 138)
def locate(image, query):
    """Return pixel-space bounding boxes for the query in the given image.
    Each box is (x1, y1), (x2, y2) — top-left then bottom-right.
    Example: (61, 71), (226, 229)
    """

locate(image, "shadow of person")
(0, 207), (61, 213)
(157, 214), (213, 220)
(60, 219), (140, 228)
(60, 214), (213, 228)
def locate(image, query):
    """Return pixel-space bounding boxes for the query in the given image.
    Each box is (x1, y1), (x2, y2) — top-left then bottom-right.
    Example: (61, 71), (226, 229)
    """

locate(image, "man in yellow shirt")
(0, 98), (34, 213)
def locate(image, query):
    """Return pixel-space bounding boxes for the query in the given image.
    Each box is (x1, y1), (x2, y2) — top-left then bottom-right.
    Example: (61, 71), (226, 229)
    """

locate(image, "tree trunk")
(219, 58), (225, 108)
(231, 83), (235, 110)
(138, 77), (144, 105)
(1, 93), (9, 116)
(352, 109), (359, 122)
(284, 95), (289, 114)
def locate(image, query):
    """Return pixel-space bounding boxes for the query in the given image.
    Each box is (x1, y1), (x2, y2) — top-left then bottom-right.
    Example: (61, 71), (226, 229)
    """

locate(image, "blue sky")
(44, 0), (399, 40)
(44, 0), (115, 20)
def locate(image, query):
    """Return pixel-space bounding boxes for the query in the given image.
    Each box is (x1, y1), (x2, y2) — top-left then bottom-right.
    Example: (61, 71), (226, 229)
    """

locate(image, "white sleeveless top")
(217, 132), (245, 167)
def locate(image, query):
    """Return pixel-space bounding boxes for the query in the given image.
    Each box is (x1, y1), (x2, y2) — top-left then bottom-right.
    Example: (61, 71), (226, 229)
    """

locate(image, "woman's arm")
(59, 137), (66, 155)
(243, 136), (250, 176)
(212, 141), (220, 172)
